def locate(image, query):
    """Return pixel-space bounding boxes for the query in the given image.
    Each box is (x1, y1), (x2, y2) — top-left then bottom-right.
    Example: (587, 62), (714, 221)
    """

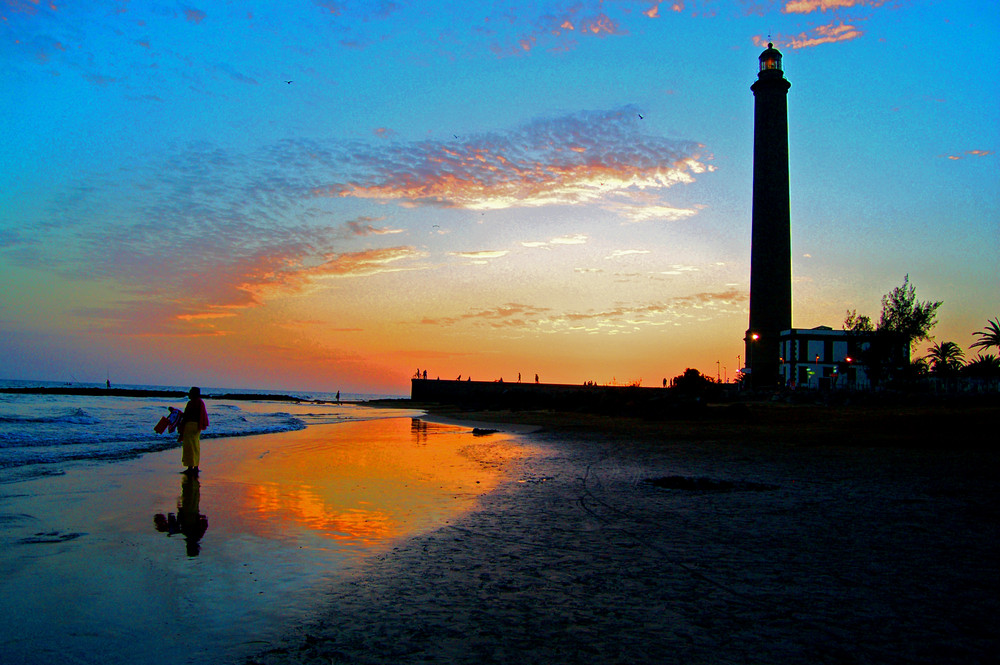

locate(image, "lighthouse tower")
(745, 43), (792, 390)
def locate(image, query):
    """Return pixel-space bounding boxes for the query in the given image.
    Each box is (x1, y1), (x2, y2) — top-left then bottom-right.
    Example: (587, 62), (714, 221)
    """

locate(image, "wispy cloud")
(314, 106), (710, 210)
(782, 0), (886, 13)
(521, 233), (589, 249)
(942, 149), (993, 160)
(421, 302), (552, 328)
(418, 290), (746, 334)
(756, 20), (864, 49)
(605, 249), (651, 260)
(449, 250), (510, 265)
(616, 203), (699, 223)
(346, 218), (405, 236)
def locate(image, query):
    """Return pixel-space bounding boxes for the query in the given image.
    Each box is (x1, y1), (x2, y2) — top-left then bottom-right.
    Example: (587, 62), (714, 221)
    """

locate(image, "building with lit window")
(778, 326), (873, 390)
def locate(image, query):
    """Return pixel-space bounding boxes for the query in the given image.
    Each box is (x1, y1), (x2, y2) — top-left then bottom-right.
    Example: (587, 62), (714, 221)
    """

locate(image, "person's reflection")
(411, 418), (428, 444)
(154, 473), (209, 556)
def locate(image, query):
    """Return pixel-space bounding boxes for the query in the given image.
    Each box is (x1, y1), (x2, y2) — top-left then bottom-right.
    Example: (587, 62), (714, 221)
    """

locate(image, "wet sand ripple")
(250, 423), (1000, 665)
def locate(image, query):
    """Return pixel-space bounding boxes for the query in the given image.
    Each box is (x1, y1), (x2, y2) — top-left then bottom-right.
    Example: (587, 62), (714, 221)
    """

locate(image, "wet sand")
(248, 404), (1000, 664)
(0, 414), (527, 665)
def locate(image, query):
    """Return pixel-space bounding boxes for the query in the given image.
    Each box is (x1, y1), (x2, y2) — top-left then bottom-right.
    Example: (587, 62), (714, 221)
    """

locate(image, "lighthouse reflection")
(153, 473), (209, 557)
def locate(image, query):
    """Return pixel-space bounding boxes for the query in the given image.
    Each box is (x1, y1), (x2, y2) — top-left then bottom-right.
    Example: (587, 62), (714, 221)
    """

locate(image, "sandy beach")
(2, 402), (997, 664)
(246, 403), (1000, 665)
(0, 412), (530, 665)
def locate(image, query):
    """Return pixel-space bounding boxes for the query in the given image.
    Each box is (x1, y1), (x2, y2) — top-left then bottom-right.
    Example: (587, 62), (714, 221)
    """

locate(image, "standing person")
(178, 387), (209, 475)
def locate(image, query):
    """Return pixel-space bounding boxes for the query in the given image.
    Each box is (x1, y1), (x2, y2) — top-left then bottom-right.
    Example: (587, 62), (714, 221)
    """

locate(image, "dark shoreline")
(405, 399), (999, 449)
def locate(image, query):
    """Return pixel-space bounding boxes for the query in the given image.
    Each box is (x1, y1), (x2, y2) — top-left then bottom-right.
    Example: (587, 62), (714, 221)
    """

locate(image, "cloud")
(522, 233), (589, 249)
(421, 302), (552, 328)
(942, 150), (994, 160)
(346, 218), (404, 235)
(307, 246), (425, 278)
(418, 290), (746, 334)
(605, 249), (651, 259)
(184, 8), (207, 24)
(550, 234), (589, 245)
(616, 203), (699, 223)
(758, 20), (864, 49)
(449, 250), (510, 264)
(782, 0), (885, 13)
(314, 106), (710, 210)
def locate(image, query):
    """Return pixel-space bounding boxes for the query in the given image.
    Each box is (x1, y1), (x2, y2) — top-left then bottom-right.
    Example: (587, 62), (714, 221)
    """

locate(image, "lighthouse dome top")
(758, 42), (783, 74)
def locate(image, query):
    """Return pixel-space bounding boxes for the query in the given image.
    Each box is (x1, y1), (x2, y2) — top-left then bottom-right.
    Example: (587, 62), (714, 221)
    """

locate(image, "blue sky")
(1, 0), (997, 392)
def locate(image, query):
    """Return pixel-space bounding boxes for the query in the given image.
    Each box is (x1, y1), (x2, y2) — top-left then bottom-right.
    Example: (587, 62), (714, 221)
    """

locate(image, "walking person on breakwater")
(178, 387), (209, 476)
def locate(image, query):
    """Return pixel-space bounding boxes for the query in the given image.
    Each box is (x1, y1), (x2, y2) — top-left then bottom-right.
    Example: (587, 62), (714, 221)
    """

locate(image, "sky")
(1, 0), (997, 395)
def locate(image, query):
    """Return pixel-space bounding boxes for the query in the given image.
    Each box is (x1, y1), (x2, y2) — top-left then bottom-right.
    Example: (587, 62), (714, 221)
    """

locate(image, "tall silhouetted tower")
(745, 42), (791, 390)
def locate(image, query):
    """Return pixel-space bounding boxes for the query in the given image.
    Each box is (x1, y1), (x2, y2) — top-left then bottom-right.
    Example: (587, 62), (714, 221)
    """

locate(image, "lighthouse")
(745, 42), (792, 390)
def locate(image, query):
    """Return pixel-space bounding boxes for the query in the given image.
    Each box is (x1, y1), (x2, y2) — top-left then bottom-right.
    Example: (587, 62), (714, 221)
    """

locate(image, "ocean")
(0, 379), (406, 485)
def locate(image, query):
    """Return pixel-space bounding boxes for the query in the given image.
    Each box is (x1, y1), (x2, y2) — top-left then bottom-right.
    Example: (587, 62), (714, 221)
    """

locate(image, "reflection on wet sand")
(225, 417), (527, 552)
(154, 473), (209, 556)
(411, 418), (429, 444)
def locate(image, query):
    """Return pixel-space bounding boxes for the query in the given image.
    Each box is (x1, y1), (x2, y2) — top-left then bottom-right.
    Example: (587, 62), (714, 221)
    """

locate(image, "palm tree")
(924, 341), (965, 375)
(971, 317), (1000, 352)
(963, 354), (1000, 378)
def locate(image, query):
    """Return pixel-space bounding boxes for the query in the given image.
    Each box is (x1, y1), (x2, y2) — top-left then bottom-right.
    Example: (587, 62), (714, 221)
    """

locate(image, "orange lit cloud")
(783, 0), (885, 13)
(759, 20), (864, 49)
(580, 13), (621, 36)
(304, 246), (425, 279)
(315, 107), (711, 210)
(942, 150), (994, 160)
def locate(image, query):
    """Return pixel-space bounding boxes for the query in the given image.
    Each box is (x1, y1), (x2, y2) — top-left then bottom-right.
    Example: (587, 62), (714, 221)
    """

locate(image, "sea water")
(0, 379), (405, 485)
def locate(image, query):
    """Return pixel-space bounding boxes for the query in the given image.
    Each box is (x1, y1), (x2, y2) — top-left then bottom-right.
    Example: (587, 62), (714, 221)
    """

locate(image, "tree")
(844, 309), (874, 333)
(963, 354), (1000, 378)
(924, 341), (964, 375)
(670, 368), (715, 396)
(843, 275), (943, 387)
(878, 274), (942, 350)
(970, 317), (1000, 353)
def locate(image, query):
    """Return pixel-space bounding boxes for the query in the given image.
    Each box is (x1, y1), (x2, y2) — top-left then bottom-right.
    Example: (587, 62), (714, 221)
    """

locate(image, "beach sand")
(2, 403), (997, 664)
(0, 413), (529, 665)
(247, 403), (1000, 664)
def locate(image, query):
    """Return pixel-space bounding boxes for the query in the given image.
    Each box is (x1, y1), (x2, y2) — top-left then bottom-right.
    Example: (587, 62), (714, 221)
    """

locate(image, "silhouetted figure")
(336, 390), (340, 403)
(106, 379), (110, 389)
(535, 374), (539, 384)
(423, 370), (427, 380)
(518, 373), (521, 382)
(154, 474), (208, 556)
(179, 387), (209, 475)
(663, 378), (667, 388)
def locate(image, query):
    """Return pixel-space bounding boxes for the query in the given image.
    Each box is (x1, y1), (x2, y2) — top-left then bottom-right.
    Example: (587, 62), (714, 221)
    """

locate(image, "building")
(745, 43), (792, 390)
(778, 327), (873, 390)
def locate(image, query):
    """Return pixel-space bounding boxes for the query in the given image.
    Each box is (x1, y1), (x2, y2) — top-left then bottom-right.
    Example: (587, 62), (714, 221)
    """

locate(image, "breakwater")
(411, 378), (678, 414)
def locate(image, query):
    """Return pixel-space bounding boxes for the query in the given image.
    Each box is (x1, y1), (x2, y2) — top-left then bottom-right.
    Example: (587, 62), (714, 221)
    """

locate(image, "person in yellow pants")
(179, 386), (209, 475)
